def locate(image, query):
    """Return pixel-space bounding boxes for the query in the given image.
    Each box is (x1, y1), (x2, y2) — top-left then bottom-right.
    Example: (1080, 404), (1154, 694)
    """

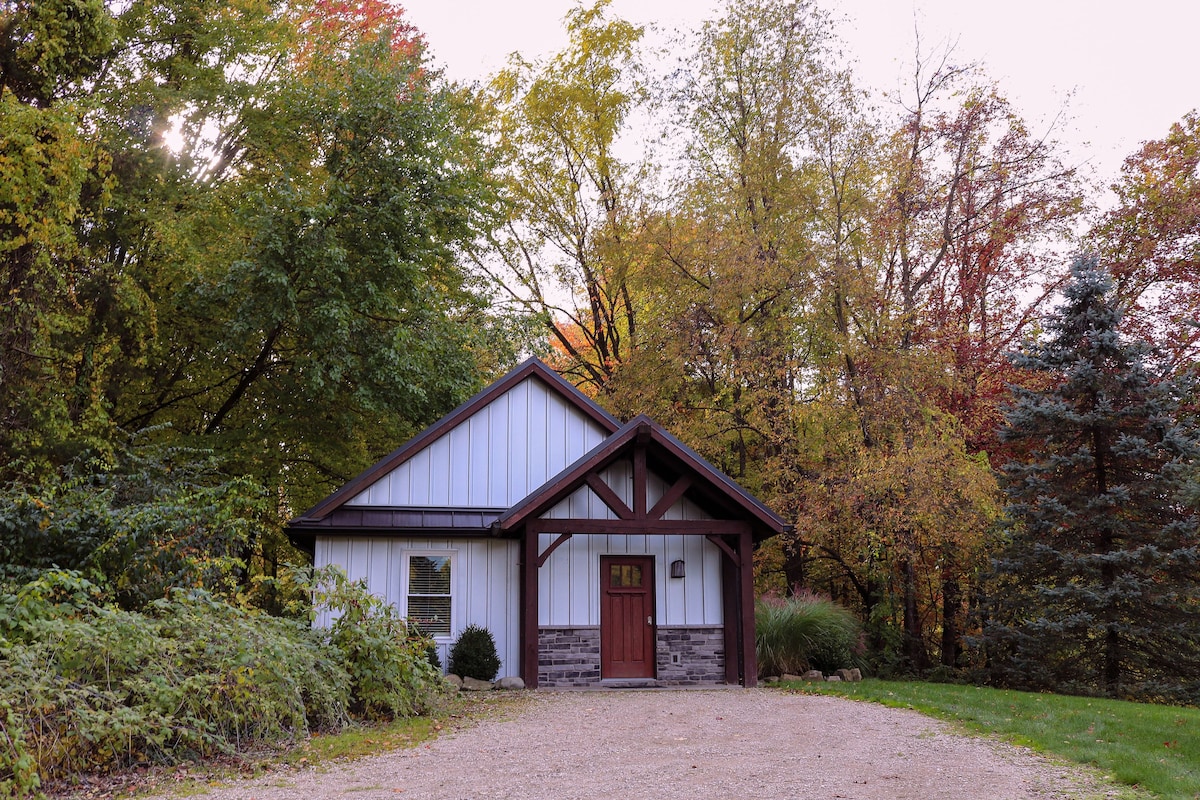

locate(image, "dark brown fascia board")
(290, 505), (508, 528)
(286, 525), (500, 557)
(291, 358), (621, 523)
(495, 414), (788, 539)
(644, 414), (790, 535)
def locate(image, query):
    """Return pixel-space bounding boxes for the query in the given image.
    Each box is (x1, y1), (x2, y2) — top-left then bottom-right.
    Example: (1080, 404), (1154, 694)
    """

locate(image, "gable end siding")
(346, 377), (611, 508)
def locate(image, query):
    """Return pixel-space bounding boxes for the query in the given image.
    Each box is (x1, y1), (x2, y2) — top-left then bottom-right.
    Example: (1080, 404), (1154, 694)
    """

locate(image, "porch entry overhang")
(493, 415), (787, 689)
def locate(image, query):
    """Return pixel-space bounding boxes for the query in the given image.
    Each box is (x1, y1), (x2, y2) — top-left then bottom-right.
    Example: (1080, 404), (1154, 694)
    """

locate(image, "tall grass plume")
(756, 592), (863, 677)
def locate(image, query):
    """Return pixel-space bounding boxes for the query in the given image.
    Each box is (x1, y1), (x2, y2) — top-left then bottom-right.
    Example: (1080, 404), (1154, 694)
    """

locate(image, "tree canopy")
(1, 0), (508, 505)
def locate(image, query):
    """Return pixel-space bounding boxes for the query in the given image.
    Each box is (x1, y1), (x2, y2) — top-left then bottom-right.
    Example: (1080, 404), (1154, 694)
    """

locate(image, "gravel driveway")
(146, 689), (1126, 800)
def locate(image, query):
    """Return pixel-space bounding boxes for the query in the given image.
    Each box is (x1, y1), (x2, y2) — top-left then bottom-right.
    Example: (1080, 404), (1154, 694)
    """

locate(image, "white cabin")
(288, 358), (787, 687)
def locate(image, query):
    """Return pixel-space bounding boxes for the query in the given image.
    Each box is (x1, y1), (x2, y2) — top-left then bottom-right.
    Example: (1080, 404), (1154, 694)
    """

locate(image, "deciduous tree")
(1088, 111), (1200, 372)
(1, 0), (504, 516)
(481, 0), (646, 393)
(0, 0), (116, 472)
(1, 0), (509, 601)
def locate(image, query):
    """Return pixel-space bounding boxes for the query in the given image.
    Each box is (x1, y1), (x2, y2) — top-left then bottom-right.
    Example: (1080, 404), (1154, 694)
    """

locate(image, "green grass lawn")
(782, 679), (1198, 800)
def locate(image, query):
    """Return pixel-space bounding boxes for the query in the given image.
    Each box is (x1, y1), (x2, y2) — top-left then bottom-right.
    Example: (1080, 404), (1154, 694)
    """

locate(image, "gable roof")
(293, 358), (620, 523)
(495, 414), (789, 541)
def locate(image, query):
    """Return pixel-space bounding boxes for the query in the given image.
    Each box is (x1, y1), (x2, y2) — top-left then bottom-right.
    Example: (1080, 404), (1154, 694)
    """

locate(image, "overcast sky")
(399, 0), (1198, 190)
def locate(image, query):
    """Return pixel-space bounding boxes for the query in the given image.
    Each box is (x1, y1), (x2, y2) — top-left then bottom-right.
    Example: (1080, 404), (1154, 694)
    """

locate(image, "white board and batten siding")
(314, 536), (520, 676)
(313, 376), (613, 677)
(312, 374), (726, 676)
(343, 376), (612, 508)
(538, 459), (723, 628)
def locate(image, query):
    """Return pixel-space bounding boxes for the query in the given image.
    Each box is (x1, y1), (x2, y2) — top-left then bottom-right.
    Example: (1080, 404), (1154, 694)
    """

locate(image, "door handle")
(647, 615), (653, 625)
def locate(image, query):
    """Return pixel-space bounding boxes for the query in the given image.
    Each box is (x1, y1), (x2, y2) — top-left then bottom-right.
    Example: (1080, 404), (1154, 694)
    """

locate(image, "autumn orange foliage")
(294, 0), (423, 74)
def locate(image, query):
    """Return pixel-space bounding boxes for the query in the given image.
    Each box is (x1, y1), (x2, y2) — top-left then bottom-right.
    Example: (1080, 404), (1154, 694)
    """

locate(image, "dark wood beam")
(536, 532), (573, 568)
(584, 473), (633, 520)
(648, 475), (693, 520)
(633, 444), (647, 518)
(706, 533), (740, 566)
(521, 530), (540, 688)
(739, 530), (757, 687)
(533, 519), (751, 535)
(721, 551), (739, 685)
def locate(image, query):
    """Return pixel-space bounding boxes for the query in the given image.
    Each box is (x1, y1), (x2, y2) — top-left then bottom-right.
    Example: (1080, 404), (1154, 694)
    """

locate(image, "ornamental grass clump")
(448, 624), (501, 681)
(756, 592), (863, 677)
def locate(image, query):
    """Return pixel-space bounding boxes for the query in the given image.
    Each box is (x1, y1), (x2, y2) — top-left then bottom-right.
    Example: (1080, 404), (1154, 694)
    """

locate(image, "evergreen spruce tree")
(984, 256), (1200, 700)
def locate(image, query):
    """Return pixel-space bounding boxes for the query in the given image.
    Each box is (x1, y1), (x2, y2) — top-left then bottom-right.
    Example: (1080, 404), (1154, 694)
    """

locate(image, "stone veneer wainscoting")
(655, 626), (725, 684)
(538, 626), (726, 687)
(538, 627), (602, 687)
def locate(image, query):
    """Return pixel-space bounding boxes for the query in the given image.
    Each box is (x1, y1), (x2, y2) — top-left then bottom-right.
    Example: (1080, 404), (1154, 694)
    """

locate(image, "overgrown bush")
(0, 567), (449, 793)
(448, 624), (501, 681)
(0, 696), (39, 800)
(311, 566), (446, 720)
(756, 592), (863, 676)
(0, 442), (270, 609)
(0, 571), (349, 794)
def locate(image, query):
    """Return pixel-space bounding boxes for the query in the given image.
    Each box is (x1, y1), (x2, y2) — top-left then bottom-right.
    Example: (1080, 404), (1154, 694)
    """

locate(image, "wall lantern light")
(670, 559), (686, 579)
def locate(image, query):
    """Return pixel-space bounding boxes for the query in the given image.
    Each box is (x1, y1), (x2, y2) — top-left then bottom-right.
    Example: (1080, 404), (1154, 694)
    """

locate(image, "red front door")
(600, 556), (656, 678)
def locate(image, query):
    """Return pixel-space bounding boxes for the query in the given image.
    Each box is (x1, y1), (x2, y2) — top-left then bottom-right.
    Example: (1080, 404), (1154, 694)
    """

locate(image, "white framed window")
(403, 551), (454, 638)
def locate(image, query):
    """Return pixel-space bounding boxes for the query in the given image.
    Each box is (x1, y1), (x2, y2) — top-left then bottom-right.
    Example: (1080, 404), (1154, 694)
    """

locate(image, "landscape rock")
(801, 670), (825, 682)
(826, 675), (842, 682)
(444, 674), (463, 689)
(780, 673), (803, 682)
(461, 676), (495, 691)
(835, 668), (855, 682)
(849, 668), (862, 682)
(496, 676), (526, 690)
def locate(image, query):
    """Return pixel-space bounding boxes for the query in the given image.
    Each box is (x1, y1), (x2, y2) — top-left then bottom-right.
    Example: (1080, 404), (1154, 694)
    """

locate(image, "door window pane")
(609, 563), (643, 588)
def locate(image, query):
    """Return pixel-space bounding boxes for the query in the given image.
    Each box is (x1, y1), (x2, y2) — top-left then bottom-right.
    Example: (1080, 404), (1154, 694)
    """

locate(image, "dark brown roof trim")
(288, 528), (492, 557)
(291, 506), (506, 530)
(496, 414), (788, 540)
(290, 358), (621, 523)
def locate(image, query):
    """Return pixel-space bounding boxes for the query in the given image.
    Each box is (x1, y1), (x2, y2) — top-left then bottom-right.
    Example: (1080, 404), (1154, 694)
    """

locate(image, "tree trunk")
(901, 559), (929, 670)
(782, 543), (806, 596)
(940, 565), (961, 668)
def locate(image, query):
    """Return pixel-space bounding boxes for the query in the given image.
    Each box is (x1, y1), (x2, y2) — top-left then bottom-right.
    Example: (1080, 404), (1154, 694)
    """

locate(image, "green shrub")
(0, 444), (270, 609)
(756, 592), (863, 676)
(425, 640), (442, 672)
(311, 566), (445, 720)
(0, 697), (40, 800)
(0, 567), (449, 791)
(0, 570), (349, 792)
(448, 624), (501, 681)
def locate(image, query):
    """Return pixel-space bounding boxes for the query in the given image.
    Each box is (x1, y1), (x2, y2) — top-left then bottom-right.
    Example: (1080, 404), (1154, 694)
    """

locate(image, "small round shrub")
(447, 624), (501, 681)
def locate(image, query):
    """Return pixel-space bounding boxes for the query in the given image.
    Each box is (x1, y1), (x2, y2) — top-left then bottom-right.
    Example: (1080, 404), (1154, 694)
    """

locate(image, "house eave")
(286, 506), (508, 555)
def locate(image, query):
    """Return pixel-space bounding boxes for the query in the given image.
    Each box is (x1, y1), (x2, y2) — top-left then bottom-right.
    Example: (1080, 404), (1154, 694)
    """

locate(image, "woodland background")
(2, 0), (1199, 701)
